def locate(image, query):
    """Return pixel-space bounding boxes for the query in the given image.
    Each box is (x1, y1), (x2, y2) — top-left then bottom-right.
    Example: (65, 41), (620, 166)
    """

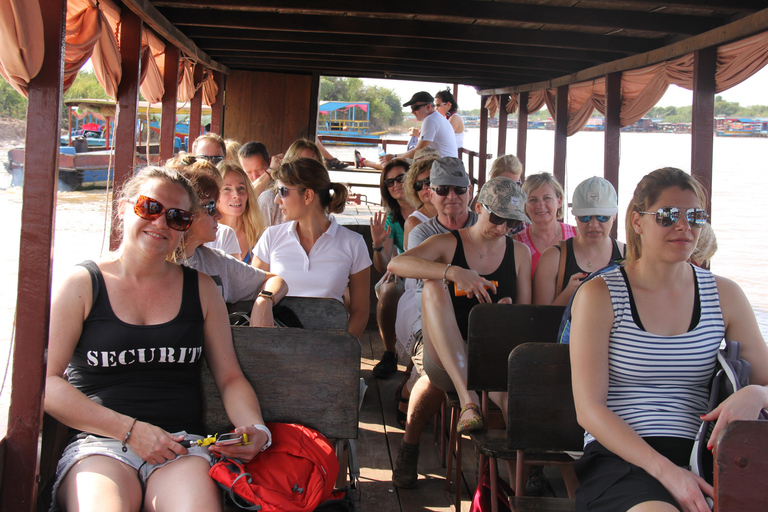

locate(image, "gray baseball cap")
(430, 157), (470, 187)
(571, 176), (618, 216)
(477, 177), (531, 223)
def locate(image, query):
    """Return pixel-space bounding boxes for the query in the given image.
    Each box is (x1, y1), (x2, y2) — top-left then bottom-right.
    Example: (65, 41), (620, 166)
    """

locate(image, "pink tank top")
(517, 222), (577, 275)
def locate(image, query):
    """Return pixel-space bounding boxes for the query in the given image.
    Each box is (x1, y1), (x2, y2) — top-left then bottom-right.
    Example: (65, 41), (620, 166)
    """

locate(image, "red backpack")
(209, 423), (340, 511)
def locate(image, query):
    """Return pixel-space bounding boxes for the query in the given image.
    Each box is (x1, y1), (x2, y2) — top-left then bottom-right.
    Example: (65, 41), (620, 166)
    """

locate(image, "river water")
(1, 128), (767, 434)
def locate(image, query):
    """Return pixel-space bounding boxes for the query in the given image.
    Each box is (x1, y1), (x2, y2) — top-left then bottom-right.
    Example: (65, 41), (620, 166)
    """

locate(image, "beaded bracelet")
(443, 263), (452, 285)
(121, 417), (138, 453)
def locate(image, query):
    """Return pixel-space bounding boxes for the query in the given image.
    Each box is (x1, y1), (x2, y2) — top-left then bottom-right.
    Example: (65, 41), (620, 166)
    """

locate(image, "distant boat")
(317, 101), (382, 145)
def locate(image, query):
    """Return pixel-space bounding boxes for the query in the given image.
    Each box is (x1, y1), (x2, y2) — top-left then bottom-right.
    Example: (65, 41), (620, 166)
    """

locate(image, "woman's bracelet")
(122, 417), (138, 453)
(443, 263), (452, 285)
(252, 424), (272, 452)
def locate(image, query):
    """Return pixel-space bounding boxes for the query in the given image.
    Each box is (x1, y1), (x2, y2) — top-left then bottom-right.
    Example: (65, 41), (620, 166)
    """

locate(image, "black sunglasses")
(482, 204), (522, 231)
(384, 174), (406, 188)
(195, 155), (225, 164)
(200, 200), (218, 217)
(410, 103), (429, 112)
(277, 186), (304, 198)
(431, 185), (468, 196)
(127, 195), (194, 231)
(639, 207), (708, 228)
(576, 215), (611, 223)
(414, 177), (430, 192)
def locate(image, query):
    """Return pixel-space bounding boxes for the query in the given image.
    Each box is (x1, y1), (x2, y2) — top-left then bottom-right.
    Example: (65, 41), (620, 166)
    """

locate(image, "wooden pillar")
(110, 9), (143, 250)
(160, 44), (179, 162)
(604, 72), (622, 238)
(308, 72), (321, 141)
(692, 47), (716, 219)
(553, 85), (568, 188)
(497, 94), (508, 157)
(517, 92), (528, 177)
(479, 95), (489, 188)
(210, 71), (225, 135)
(188, 64), (204, 145)
(1, 1), (66, 510)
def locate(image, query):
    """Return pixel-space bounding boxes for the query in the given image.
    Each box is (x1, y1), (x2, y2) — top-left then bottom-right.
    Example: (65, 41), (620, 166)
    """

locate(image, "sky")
(361, 64), (768, 111)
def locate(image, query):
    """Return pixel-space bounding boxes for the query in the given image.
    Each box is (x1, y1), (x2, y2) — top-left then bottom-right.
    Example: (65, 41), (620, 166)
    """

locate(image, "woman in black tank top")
(389, 178), (532, 433)
(45, 167), (271, 512)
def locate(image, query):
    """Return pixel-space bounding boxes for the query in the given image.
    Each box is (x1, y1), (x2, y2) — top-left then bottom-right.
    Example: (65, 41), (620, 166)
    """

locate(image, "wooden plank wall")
(223, 70), (313, 155)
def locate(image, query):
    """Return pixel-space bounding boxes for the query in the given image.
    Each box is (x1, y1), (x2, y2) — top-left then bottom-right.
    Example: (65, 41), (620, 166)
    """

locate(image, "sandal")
(457, 402), (483, 433)
(325, 157), (349, 170)
(354, 150), (365, 169)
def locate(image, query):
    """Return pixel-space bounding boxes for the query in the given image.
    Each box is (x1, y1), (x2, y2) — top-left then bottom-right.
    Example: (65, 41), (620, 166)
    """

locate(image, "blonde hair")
(522, 172), (565, 219)
(273, 157), (348, 214)
(404, 157), (436, 208)
(284, 139), (323, 164)
(490, 154), (523, 179)
(225, 138), (242, 164)
(692, 222), (717, 267)
(218, 162), (266, 248)
(624, 167), (707, 263)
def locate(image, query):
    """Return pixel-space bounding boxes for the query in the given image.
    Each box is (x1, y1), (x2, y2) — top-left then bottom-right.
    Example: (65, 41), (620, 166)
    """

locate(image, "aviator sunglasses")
(431, 185), (468, 196)
(482, 204), (522, 231)
(576, 215), (611, 223)
(413, 177), (430, 192)
(127, 195), (194, 231)
(200, 200), (218, 217)
(639, 207), (708, 228)
(384, 174), (406, 188)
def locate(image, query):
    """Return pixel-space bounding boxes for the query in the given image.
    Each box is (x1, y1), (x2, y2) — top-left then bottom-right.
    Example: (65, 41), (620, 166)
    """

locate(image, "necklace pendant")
(588, 261), (593, 267)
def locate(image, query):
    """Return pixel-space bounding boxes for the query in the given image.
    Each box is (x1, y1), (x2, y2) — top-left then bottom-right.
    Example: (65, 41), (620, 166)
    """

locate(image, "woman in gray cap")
(389, 177), (532, 432)
(533, 176), (625, 306)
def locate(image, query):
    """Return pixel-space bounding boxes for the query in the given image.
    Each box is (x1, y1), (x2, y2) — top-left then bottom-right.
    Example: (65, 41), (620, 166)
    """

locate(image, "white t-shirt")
(204, 224), (241, 256)
(420, 111), (458, 158)
(254, 216), (371, 303)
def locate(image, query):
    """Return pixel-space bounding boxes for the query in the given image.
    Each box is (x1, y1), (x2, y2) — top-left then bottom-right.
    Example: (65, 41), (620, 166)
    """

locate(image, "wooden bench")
(714, 420), (768, 512)
(507, 343), (582, 512)
(227, 296), (349, 330)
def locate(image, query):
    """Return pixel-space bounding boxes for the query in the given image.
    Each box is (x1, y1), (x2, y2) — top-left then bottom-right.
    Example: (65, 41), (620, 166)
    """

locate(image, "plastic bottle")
(377, 145), (385, 157)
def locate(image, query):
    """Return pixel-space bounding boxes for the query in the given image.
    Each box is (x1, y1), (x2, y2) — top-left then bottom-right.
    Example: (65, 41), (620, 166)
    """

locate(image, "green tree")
(0, 79), (27, 119)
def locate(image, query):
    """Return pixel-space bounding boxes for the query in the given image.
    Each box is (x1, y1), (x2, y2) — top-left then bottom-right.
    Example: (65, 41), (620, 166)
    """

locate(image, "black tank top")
(560, 237), (624, 293)
(67, 261), (206, 439)
(448, 231), (518, 339)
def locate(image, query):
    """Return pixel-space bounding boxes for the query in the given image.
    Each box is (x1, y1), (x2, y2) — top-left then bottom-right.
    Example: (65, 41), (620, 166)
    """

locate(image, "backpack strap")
(554, 240), (568, 293)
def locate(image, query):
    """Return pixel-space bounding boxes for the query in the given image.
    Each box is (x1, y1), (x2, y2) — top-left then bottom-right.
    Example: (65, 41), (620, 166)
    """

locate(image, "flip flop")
(457, 402), (483, 433)
(354, 150), (365, 169)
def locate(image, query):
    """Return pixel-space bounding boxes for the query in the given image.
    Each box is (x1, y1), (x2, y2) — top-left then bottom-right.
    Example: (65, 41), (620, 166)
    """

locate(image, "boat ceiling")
(143, 0), (767, 91)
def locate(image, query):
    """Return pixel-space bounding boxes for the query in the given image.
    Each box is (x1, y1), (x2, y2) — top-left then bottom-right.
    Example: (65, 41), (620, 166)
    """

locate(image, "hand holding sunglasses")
(639, 207), (708, 228)
(127, 195), (194, 232)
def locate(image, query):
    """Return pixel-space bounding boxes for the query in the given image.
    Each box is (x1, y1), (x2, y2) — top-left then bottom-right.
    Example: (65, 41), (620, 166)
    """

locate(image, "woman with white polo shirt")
(253, 157), (372, 339)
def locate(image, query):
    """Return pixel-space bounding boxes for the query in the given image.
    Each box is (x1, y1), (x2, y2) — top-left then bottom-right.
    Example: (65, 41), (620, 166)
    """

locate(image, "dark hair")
(239, 141), (270, 162)
(175, 160), (222, 202)
(273, 157), (348, 214)
(191, 133), (226, 156)
(380, 159), (409, 224)
(436, 90), (458, 114)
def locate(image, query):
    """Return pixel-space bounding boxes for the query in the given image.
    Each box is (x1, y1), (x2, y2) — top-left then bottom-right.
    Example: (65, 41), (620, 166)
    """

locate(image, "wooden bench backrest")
(201, 326), (360, 440)
(467, 304), (566, 392)
(227, 296), (349, 330)
(507, 343), (583, 452)
(715, 420), (768, 512)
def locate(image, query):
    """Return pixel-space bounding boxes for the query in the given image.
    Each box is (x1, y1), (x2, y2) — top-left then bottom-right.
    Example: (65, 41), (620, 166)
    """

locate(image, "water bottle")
(377, 145), (385, 157)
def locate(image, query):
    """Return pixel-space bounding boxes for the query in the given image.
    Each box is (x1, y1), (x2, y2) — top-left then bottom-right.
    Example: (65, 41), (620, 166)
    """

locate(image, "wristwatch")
(258, 290), (274, 301)
(372, 244), (384, 252)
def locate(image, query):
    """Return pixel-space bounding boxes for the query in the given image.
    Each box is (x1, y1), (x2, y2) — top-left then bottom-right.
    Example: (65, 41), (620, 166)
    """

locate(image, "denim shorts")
(50, 431), (211, 512)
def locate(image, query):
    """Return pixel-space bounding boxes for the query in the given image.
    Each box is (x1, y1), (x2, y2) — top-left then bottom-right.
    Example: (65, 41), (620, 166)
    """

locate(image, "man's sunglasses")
(194, 155), (225, 165)
(200, 200), (218, 217)
(576, 215), (611, 223)
(384, 174), (405, 188)
(127, 195), (194, 231)
(482, 204), (523, 231)
(640, 207), (708, 228)
(277, 186), (304, 198)
(431, 185), (468, 196)
(410, 103), (429, 112)
(414, 177), (430, 192)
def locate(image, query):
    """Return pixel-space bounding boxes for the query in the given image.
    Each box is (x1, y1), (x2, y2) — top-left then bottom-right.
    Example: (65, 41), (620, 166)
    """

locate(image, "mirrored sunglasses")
(414, 177), (431, 192)
(432, 185), (468, 196)
(195, 155), (225, 164)
(200, 200), (218, 217)
(384, 174), (406, 188)
(576, 215), (611, 223)
(482, 204), (522, 231)
(127, 195), (194, 231)
(277, 186), (303, 198)
(639, 207), (708, 228)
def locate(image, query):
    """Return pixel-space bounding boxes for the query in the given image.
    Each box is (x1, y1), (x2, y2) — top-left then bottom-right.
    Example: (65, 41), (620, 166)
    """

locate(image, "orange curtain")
(0, 0), (44, 97)
(484, 95), (499, 118)
(139, 29), (165, 103)
(715, 30), (768, 93)
(506, 93), (518, 115)
(177, 57), (195, 102)
(201, 69), (218, 106)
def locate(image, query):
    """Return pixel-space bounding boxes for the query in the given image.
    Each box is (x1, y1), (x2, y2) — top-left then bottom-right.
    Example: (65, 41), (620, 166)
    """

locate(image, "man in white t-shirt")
(380, 92), (458, 165)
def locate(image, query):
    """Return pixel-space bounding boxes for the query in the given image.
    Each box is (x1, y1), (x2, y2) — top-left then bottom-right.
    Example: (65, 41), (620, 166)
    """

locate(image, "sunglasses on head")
(277, 186), (304, 198)
(194, 155), (225, 165)
(576, 215), (611, 223)
(384, 174), (405, 188)
(482, 204), (523, 231)
(127, 195), (194, 232)
(639, 207), (708, 228)
(410, 103), (428, 112)
(414, 177), (430, 192)
(431, 185), (468, 196)
(200, 200), (218, 217)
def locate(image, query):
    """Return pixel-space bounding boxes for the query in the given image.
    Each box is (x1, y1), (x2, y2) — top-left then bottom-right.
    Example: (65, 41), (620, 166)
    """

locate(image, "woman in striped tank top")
(569, 168), (768, 512)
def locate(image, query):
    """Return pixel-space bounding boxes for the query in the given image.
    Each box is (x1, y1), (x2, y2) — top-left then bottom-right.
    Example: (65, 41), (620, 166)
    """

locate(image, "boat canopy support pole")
(308, 72), (320, 142)
(553, 85), (569, 188)
(111, 9), (143, 251)
(479, 95), (489, 188)
(517, 91), (529, 178)
(160, 43), (179, 162)
(692, 46), (716, 220)
(497, 94), (509, 157)
(0, 1), (66, 510)
(188, 65), (204, 146)
(211, 71), (225, 135)
(605, 72), (622, 239)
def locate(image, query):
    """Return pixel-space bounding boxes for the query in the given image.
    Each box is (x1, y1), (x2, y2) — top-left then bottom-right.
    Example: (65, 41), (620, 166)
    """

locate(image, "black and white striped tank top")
(584, 264), (724, 446)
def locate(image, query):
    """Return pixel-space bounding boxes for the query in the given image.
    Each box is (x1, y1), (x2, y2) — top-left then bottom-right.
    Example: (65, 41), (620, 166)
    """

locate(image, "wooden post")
(110, 9), (143, 251)
(160, 44), (179, 161)
(308, 72), (320, 141)
(210, 71), (224, 135)
(604, 72), (622, 238)
(479, 95), (489, 188)
(553, 85), (569, 189)
(692, 47), (716, 219)
(517, 92), (528, 177)
(497, 94), (508, 157)
(1, 1), (65, 510)
(188, 64), (204, 145)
